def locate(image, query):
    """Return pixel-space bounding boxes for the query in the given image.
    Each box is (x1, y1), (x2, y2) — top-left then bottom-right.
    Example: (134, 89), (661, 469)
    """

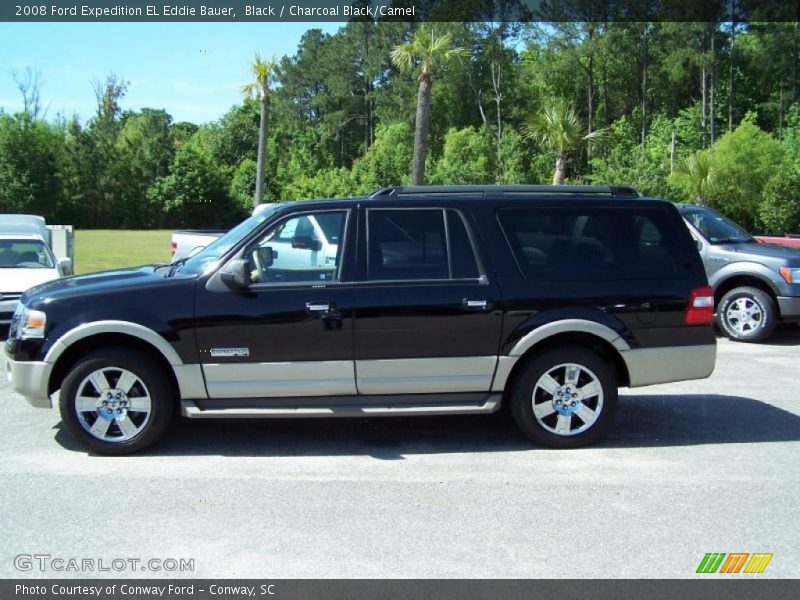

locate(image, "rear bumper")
(777, 296), (800, 320)
(4, 349), (53, 408)
(622, 344), (717, 387)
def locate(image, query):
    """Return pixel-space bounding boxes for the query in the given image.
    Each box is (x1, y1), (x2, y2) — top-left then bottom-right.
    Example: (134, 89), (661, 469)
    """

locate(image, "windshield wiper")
(167, 257), (189, 277)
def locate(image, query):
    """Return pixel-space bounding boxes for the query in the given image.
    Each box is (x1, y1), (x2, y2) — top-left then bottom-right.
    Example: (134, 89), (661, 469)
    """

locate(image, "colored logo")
(697, 552), (773, 574)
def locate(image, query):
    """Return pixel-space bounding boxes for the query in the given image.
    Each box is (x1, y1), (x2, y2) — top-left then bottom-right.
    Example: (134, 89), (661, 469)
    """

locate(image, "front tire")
(59, 347), (174, 455)
(510, 345), (617, 449)
(716, 286), (777, 343)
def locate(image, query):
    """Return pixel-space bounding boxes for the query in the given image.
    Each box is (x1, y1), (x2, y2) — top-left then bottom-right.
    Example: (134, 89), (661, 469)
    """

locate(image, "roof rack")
(368, 184), (639, 198)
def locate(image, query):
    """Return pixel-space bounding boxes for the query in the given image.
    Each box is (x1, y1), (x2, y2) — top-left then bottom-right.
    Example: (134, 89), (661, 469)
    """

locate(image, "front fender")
(708, 262), (783, 295)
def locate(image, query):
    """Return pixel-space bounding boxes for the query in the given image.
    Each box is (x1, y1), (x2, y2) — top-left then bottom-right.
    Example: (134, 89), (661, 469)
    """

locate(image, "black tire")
(716, 286), (778, 343)
(59, 347), (174, 455)
(510, 344), (617, 449)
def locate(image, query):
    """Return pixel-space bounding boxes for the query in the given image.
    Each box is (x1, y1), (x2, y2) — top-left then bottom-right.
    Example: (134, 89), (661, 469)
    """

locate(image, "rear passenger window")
(497, 207), (682, 281)
(367, 209), (481, 281)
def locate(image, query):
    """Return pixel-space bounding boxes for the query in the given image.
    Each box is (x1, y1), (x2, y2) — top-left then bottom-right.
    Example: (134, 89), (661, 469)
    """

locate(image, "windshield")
(179, 205), (281, 276)
(0, 239), (55, 268)
(682, 208), (755, 244)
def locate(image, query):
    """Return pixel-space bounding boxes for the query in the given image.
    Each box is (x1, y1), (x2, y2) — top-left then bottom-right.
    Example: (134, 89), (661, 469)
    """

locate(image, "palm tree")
(669, 150), (713, 206)
(391, 28), (469, 185)
(242, 53), (278, 208)
(523, 102), (607, 185)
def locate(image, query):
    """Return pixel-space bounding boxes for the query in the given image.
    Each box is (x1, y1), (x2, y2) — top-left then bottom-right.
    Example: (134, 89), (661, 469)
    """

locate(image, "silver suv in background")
(679, 205), (800, 342)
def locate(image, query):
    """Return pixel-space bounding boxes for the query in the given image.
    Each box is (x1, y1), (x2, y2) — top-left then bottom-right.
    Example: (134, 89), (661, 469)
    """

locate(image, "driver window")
(246, 210), (347, 285)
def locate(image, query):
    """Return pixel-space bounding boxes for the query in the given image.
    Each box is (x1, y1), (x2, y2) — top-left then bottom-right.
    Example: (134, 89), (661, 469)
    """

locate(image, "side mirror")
(220, 258), (252, 289)
(57, 257), (73, 276)
(257, 246), (275, 268)
(292, 235), (322, 252)
(694, 238), (703, 252)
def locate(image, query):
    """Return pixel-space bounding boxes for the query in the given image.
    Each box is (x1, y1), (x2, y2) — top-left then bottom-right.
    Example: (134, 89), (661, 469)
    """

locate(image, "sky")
(0, 22), (340, 124)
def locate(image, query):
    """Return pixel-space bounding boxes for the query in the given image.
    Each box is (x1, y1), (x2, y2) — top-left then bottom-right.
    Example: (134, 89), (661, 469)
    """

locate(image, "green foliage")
(0, 112), (64, 216)
(430, 126), (494, 184)
(6, 22), (800, 232)
(669, 149), (713, 204)
(147, 140), (246, 228)
(230, 159), (257, 210)
(705, 120), (786, 230)
(351, 122), (413, 192)
(210, 100), (259, 167)
(589, 113), (673, 198)
(281, 167), (356, 201)
(496, 128), (528, 184)
(760, 167), (800, 233)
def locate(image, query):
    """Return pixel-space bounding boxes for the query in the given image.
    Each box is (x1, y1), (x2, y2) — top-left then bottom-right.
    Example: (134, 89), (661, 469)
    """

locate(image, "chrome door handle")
(305, 302), (330, 313)
(463, 298), (488, 310)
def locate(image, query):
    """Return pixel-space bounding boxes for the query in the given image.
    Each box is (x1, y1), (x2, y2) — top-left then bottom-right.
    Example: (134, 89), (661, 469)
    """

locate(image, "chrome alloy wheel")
(725, 297), (763, 335)
(74, 367), (152, 442)
(531, 363), (604, 436)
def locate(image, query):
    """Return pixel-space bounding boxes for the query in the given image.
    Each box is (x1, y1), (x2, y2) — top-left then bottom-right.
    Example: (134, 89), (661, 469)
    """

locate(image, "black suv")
(5, 185), (717, 454)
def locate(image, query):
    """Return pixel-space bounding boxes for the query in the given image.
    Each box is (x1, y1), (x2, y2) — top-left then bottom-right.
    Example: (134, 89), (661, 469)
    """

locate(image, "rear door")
(353, 205), (503, 395)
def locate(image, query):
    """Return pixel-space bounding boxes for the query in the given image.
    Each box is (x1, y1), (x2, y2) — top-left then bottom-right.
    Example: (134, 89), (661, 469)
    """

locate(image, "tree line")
(2, 20), (800, 232)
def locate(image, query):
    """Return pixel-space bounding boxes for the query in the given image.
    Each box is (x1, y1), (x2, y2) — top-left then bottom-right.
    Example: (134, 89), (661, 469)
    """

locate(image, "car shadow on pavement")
(54, 393), (800, 457)
(755, 324), (800, 346)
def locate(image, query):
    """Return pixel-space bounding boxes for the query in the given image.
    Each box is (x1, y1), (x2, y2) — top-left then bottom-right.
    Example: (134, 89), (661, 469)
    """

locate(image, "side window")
(632, 215), (680, 275)
(498, 207), (681, 281)
(447, 210), (480, 279)
(246, 210), (346, 285)
(367, 209), (448, 280)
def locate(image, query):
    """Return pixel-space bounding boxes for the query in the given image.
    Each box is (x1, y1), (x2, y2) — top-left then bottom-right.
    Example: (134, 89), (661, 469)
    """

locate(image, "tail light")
(684, 285), (715, 325)
(170, 241), (177, 258)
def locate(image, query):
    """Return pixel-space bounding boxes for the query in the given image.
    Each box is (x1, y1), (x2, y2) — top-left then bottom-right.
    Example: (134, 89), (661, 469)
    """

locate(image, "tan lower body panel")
(202, 360), (357, 398)
(355, 356), (498, 394)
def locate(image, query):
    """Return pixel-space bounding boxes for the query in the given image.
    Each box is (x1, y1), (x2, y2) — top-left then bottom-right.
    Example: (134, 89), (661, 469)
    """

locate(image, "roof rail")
(367, 184), (640, 198)
(368, 186), (400, 198)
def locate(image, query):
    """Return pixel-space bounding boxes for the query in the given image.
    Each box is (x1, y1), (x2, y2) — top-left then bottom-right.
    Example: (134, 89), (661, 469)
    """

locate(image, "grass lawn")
(74, 230), (172, 274)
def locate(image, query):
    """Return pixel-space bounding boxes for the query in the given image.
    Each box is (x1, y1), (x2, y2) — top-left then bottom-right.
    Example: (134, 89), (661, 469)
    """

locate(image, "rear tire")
(716, 286), (777, 343)
(59, 347), (174, 455)
(510, 345), (617, 449)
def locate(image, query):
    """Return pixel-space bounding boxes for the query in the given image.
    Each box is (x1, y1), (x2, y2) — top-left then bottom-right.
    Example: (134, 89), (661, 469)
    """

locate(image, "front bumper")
(4, 350), (53, 408)
(777, 296), (800, 321)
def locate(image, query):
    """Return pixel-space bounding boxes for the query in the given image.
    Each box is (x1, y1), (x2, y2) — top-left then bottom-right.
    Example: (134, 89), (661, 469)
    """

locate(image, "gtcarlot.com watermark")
(14, 553), (194, 573)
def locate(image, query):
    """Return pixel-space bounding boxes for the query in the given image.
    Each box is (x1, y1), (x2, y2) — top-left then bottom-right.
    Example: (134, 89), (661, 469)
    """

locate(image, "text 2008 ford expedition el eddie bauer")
(6, 185), (716, 454)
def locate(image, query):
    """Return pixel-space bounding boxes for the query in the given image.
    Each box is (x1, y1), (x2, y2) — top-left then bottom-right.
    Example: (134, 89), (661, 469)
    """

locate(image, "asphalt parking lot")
(1, 330), (799, 579)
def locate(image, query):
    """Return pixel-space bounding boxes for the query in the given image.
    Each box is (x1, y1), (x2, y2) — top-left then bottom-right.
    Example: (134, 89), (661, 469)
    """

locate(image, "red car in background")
(755, 234), (800, 248)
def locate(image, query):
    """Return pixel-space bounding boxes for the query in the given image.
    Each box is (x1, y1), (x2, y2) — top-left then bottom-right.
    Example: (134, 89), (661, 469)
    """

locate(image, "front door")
(353, 206), (503, 395)
(194, 208), (355, 399)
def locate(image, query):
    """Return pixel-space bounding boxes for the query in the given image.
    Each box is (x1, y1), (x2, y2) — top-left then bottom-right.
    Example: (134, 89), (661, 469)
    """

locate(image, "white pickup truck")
(170, 203), (276, 261)
(0, 214), (73, 328)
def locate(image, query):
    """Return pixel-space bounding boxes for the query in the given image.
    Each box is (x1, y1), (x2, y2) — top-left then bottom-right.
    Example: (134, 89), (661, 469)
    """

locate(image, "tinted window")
(367, 209), (448, 280)
(447, 210), (480, 279)
(498, 207), (682, 281)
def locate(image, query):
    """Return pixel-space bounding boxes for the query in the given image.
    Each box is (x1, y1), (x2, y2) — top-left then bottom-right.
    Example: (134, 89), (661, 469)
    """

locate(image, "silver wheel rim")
(725, 297), (763, 335)
(74, 367), (152, 443)
(531, 363), (604, 437)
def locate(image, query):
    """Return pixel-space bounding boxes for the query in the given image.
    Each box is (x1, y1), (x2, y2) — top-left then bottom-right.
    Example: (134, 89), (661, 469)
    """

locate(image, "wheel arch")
(711, 271), (781, 314)
(46, 322), (184, 398)
(497, 330), (631, 403)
